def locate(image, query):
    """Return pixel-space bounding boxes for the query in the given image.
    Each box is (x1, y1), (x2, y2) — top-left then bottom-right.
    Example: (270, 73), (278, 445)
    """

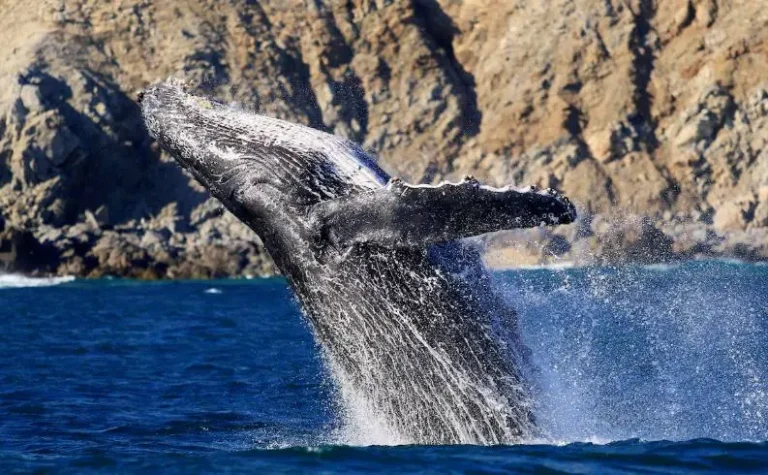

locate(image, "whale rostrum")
(141, 79), (576, 444)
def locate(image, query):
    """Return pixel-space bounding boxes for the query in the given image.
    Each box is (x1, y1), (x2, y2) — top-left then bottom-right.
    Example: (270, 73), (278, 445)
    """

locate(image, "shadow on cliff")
(411, 0), (481, 137)
(16, 66), (207, 228)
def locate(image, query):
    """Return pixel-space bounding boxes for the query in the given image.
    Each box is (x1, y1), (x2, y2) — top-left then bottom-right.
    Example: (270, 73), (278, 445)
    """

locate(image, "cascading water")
(319, 259), (767, 446)
(300, 245), (536, 446)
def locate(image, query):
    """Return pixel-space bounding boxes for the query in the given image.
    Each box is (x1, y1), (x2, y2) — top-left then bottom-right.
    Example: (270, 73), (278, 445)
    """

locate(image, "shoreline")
(2, 249), (766, 283)
(2, 211), (767, 280)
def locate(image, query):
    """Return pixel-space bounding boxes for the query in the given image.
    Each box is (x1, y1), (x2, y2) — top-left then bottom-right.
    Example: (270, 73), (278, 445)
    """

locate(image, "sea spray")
(501, 261), (768, 442)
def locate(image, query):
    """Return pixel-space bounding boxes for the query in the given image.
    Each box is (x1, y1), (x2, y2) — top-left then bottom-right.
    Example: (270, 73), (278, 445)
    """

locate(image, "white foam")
(513, 261), (578, 271)
(693, 256), (748, 265)
(524, 435), (616, 446)
(0, 274), (75, 289)
(643, 263), (681, 272)
(204, 287), (223, 294)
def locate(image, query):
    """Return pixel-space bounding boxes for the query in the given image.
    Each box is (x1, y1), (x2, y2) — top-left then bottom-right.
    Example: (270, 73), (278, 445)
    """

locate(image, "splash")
(500, 262), (768, 443)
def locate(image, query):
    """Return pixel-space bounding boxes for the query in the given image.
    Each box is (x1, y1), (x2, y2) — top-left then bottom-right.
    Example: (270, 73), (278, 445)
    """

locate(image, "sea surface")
(1, 261), (767, 473)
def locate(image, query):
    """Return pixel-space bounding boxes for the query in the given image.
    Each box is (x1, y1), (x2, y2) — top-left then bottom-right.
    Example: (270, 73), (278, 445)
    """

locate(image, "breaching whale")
(140, 80), (576, 445)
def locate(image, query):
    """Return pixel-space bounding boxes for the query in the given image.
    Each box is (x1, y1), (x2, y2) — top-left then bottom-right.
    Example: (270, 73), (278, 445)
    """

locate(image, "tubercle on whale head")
(138, 80), (195, 155)
(540, 187), (577, 225)
(138, 79), (262, 220)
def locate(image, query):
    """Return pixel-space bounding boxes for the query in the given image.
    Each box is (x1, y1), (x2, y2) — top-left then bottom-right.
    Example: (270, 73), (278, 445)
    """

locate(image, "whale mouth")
(138, 80), (192, 170)
(138, 80), (249, 198)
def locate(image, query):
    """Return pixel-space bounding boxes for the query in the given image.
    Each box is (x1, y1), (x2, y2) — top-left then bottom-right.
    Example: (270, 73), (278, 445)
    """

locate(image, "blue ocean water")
(1, 261), (767, 473)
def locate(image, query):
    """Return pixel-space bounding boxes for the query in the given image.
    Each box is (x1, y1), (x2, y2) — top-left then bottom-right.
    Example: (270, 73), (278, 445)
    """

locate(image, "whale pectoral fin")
(311, 178), (577, 248)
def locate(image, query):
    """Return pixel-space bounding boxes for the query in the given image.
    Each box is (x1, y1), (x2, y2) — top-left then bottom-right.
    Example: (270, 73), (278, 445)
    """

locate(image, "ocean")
(1, 261), (767, 473)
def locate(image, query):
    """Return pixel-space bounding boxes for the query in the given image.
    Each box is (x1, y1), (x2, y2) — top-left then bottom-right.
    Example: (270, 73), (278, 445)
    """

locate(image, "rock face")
(0, 0), (766, 277)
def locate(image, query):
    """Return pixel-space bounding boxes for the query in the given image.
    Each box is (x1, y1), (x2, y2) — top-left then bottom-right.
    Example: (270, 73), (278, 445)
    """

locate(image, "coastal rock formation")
(0, 0), (766, 276)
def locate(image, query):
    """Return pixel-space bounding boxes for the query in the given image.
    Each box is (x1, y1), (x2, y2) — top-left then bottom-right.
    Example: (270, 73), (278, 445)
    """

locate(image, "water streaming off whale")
(324, 260), (768, 445)
(300, 244), (536, 445)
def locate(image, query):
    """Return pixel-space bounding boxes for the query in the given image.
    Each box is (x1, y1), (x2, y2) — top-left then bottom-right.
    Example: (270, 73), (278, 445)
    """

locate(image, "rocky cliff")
(0, 0), (766, 277)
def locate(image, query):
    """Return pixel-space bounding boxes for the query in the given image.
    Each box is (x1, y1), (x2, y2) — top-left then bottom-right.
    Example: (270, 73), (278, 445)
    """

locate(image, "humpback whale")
(140, 80), (576, 445)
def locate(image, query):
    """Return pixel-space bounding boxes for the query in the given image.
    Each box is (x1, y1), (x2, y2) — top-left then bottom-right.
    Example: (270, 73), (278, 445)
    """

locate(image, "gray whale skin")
(140, 79), (576, 445)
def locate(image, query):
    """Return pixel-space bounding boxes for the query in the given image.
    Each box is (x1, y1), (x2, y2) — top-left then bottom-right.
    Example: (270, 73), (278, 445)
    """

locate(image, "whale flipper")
(311, 179), (577, 249)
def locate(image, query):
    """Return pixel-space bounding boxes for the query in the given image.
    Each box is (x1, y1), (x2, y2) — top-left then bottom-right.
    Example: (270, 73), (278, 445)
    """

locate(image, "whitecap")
(0, 274), (75, 289)
(693, 256), (747, 265)
(515, 261), (577, 271)
(643, 262), (681, 272)
(204, 288), (223, 294)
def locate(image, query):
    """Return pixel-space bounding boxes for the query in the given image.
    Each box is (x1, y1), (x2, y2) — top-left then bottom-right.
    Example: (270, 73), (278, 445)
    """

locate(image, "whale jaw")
(140, 80), (388, 209)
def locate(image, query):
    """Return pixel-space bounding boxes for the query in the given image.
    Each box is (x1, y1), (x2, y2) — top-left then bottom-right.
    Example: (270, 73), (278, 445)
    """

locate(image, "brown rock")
(753, 188), (768, 228)
(713, 195), (756, 231)
(591, 215), (676, 265)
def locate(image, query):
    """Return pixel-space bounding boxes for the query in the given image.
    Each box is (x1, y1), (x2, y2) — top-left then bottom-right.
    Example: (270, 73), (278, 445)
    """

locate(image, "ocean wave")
(0, 274), (75, 289)
(693, 256), (751, 266)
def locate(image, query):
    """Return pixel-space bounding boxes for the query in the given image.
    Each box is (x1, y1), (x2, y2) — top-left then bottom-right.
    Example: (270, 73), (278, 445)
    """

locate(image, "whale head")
(139, 80), (389, 215)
